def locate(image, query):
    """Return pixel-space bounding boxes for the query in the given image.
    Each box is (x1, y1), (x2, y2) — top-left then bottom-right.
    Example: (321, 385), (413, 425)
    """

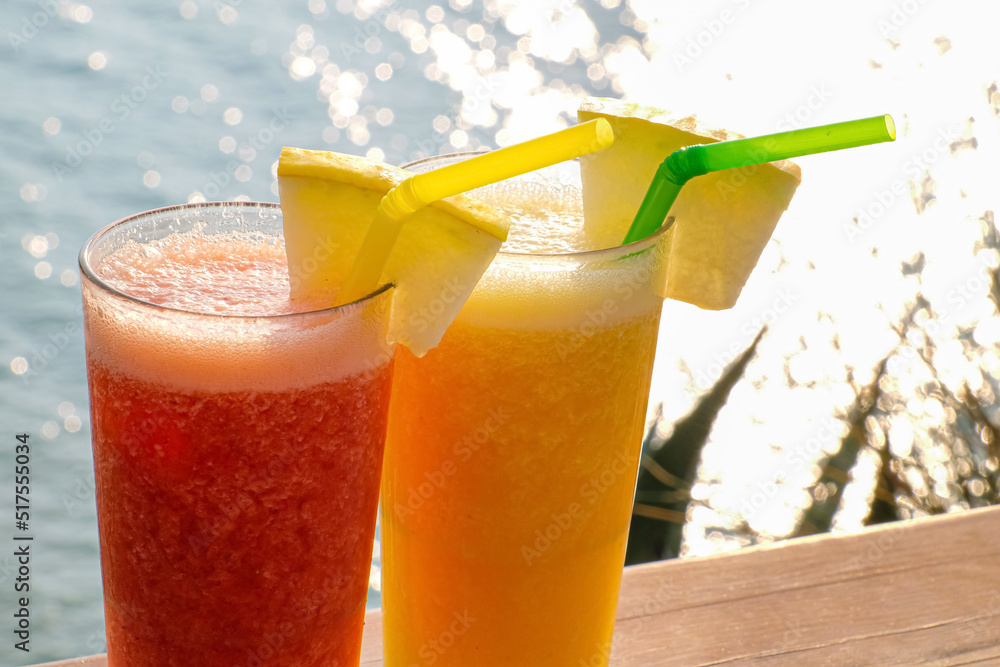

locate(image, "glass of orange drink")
(380, 157), (669, 666)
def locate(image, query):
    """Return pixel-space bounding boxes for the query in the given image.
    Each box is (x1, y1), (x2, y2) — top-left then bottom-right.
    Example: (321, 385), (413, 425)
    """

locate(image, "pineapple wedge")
(278, 147), (509, 356)
(579, 98), (801, 310)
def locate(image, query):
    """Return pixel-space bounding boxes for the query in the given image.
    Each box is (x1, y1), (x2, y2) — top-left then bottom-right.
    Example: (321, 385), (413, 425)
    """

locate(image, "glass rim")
(78, 201), (393, 321)
(400, 150), (671, 261)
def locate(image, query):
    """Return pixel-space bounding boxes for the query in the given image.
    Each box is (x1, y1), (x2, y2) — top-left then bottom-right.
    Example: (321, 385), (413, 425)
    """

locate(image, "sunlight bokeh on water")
(2, 0), (998, 662)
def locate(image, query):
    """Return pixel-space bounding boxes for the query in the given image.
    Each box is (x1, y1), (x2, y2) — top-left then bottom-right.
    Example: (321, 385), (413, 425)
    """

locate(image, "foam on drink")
(461, 169), (668, 330)
(477, 178), (587, 255)
(97, 233), (294, 316)
(84, 231), (392, 393)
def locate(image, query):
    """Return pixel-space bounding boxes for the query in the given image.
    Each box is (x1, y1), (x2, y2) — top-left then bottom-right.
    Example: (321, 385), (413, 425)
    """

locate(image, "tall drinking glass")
(381, 156), (669, 665)
(80, 202), (394, 666)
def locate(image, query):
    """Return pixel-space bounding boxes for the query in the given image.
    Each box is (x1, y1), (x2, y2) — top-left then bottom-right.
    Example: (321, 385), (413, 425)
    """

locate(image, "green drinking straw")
(621, 114), (896, 245)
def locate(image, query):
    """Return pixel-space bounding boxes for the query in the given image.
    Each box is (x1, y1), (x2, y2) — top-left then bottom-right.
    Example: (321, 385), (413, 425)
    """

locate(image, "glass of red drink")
(79, 202), (394, 666)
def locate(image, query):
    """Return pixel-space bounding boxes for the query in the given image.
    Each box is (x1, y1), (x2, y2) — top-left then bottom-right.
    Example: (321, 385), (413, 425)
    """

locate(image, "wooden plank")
(29, 615), (384, 667)
(30, 505), (1000, 667)
(360, 609), (382, 665)
(29, 658), (107, 667)
(611, 505), (1000, 666)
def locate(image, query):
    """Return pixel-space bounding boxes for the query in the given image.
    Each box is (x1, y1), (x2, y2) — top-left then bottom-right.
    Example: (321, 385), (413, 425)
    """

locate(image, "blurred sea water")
(2, 0), (999, 663)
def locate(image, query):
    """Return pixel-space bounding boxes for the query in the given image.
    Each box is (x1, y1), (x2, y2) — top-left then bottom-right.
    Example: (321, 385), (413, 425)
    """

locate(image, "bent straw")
(337, 118), (615, 305)
(622, 114), (896, 245)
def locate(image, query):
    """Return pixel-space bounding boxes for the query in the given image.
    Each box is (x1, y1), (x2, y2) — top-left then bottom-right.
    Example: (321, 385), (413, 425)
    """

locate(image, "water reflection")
(3, 2), (1000, 660)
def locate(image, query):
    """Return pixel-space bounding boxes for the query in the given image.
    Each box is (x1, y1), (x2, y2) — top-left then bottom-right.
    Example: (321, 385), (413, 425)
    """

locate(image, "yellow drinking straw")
(336, 118), (615, 305)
